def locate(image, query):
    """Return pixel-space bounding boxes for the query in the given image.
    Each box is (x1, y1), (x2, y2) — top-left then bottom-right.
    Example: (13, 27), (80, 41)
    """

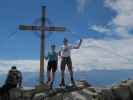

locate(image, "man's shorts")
(61, 57), (72, 71)
(47, 60), (57, 72)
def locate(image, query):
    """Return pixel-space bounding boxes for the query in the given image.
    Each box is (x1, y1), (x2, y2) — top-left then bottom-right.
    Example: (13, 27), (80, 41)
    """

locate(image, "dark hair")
(11, 66), (16, 70)
(63, 38), (68, 42)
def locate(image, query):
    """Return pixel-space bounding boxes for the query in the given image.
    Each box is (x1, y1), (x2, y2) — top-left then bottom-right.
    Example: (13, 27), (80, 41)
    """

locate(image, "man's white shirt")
(60, 45), (74, 57)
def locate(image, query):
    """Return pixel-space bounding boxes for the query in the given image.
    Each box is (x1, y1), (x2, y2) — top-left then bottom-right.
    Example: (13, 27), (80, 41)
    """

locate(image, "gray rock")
(98, 88), (115, 100)
(2, 79), (133, 100)
(9, 88), (22, 100)
(111, 85), (130, 100)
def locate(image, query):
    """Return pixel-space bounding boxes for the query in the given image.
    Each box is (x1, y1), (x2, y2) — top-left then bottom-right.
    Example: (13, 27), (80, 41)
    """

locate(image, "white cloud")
(105, 0), (133, 37)
(0, 60), (40, 74)
(76, 0), (87, 13)
(1, 38), (133, 73)
(71, 38), (133, 71)
(90, 0), (133, 38)
(89, 25), (111, 35)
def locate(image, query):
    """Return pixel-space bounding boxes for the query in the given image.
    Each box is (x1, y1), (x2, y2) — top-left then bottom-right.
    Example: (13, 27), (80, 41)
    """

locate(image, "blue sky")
(0, 0), (133, 73)
(0, 0), (132, 60)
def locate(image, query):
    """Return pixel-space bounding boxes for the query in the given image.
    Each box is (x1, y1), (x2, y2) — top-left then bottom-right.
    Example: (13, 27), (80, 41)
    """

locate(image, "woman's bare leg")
(47, 71), (51, 84)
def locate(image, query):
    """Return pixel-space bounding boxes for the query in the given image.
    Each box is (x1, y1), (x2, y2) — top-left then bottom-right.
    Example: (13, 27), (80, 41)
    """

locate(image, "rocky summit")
(1, 79), (133, 100)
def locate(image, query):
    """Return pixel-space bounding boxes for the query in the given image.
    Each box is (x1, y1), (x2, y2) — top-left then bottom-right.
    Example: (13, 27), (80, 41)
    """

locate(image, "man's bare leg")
(68, 63), (75, 86)
(60, 61), (65, 87)
(60, 70), (65, 86)
(69, 69), (75, 85)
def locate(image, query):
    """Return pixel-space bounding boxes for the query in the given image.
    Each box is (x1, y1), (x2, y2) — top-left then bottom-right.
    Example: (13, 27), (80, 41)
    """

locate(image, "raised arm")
(73, 39), (83, 49)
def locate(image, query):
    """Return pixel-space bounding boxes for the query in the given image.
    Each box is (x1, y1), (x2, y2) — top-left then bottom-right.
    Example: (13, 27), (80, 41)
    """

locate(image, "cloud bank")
(72, 38), (133, 71)
(0, 60), (40, 74)
(0, 38), (133, 73)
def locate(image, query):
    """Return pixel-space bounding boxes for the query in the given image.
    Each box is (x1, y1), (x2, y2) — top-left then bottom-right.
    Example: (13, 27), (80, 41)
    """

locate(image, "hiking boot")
(50, 84), (53, 89)
(71, 78), (76, 86)
(50, 82), (53, 89)
(46, 80), (50, 85)
(59, 83), (65, 88)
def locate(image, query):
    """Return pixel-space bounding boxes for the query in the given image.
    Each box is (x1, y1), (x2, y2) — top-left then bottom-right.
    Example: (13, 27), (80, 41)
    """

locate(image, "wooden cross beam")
(19, 6), (66, 85)
(19, 25), (65, 32)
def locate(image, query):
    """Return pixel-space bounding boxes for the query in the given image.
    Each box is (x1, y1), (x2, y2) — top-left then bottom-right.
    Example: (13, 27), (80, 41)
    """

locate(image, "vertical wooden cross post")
(19, 6), (65, 85)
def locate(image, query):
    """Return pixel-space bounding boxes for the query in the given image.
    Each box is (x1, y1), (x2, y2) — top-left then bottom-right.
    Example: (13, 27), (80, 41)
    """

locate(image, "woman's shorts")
(47, 60), (57, 72)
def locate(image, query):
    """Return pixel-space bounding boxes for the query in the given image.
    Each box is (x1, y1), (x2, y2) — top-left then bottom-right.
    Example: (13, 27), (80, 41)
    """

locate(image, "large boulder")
(98, 88), (115, 100)
(119, 79), (133, 99)
(9, 88), (21, 100)
(111, 84), (131, 100)
(126, 80), (133, 94)
(9, 87), (35, 100)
